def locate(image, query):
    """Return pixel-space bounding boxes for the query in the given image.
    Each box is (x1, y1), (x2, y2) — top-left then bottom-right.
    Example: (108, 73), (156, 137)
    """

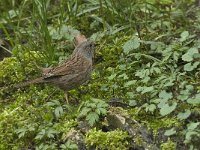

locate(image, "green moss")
(0, 51), (44, 86)
(148, 117), (180, 135)
(85, 128), (129, 150)
(134, 135), (144, 146)
(161, 139), (176, 150)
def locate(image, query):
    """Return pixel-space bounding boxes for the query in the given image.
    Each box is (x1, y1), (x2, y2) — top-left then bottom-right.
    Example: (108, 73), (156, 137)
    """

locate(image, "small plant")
(78, 98), (108, 126)
(161, 139), (176, 150)
(85, 128), (129, 150)
(60, 140), (78, 150)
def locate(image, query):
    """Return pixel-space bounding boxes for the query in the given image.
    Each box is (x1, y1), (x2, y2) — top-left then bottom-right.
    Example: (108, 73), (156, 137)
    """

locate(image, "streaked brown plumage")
(15, 40), (95, 91)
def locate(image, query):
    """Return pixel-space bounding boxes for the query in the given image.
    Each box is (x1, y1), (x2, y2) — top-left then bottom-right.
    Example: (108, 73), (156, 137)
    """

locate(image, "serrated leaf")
(141, 86), (154, 94)
(124, 80), (137, 87)
(35, 129), (46, 140)
(154, 67), (161, 74)
(177, 110), (191, 120)
(79, 107), (91, 117)
(164, 128), (176, 136)
(160, 102), (177, 116)
(55, 106), (63, 118)
(123, 37), (140, 54)
(136, 86), (143, 92)
(16, 128), (26, 138)
(86, 112), (99, 126)
(108, 73), (117, 80)
(95, 109), (101, 115)
(47, 129), (57, 138)
(98, 107), (107, 115)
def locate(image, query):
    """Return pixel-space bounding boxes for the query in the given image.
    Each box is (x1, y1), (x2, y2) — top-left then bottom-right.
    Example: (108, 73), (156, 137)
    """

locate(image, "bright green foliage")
(164, 128), (176, 136)
(60, 140), (78, 150)
(184, 122), (200, 145)
(161, 139), (176, 150)
(85, 128), (129, 150)
(123, 37), (140, 54)
(0, 0), (200, 149)
(79, 98), (108, 126)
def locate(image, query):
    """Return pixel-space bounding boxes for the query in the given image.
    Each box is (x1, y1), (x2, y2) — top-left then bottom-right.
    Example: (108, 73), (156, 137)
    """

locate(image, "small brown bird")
(15, 38), (95, 93)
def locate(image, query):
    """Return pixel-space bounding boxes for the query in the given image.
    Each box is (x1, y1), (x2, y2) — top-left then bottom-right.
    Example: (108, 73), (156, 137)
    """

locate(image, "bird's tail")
(14, 77), (44, 89)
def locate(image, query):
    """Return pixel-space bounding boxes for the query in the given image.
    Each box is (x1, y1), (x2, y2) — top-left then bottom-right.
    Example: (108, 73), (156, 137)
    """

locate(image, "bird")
(14, 38), (95, 93)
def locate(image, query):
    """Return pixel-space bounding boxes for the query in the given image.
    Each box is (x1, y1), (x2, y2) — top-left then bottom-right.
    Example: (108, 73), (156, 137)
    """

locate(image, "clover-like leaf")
(182, 47), (199, 62)
(184, 62), (199, 72)
(177, 110), (191, 120)
(187, 93), (200, 105)
(160, 102), (177, 116)
(159, 90), (173, 101)
(187, 122), (200, 130)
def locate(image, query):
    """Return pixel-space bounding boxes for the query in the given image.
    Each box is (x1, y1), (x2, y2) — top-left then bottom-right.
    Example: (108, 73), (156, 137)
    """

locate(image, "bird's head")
(75, 41), (95, 59)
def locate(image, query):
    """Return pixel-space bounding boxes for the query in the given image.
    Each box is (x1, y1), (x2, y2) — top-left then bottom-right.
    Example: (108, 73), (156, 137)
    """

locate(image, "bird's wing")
(43, 53), (91, 79)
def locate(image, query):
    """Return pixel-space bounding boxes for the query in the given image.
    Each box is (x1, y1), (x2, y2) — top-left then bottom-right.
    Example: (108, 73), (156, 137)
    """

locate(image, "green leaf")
(55, 106), (63, 118)
(145, 104), (156, 112)
(95, 109), (101, 115)
(177, 110), (191, 120)
(16, 128), (26, 138)
(159, 90), (173, 101)
(160, 102), (177, 116)
(184, 62), (199, 71)
(35, 129), (46, 140)
(182, 47), (199, 62)
(98, 107), (107, 115)
(187, 93), (200, 105)
(126, 92), (135, 98)
(124, 80), (137, 87)
(8, 10), (19, 18)
(180, 31), (189, 42)
(164, 128), (176, 136)
(108, 73), (117, 80)
(123, 37), (140, 54)
(46, 129), (58, 138)
(136, 86), (154, 94)
(141, 86), (154, 94)
(118, 73), (129, 79)
(185, 131), (198, 143)
(86, 112), (99, 126)
(187, 122), (200, 130)
(182, 53), (192, 62)
(79, 107), (92, 117)
(129, 100), (137, 106)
